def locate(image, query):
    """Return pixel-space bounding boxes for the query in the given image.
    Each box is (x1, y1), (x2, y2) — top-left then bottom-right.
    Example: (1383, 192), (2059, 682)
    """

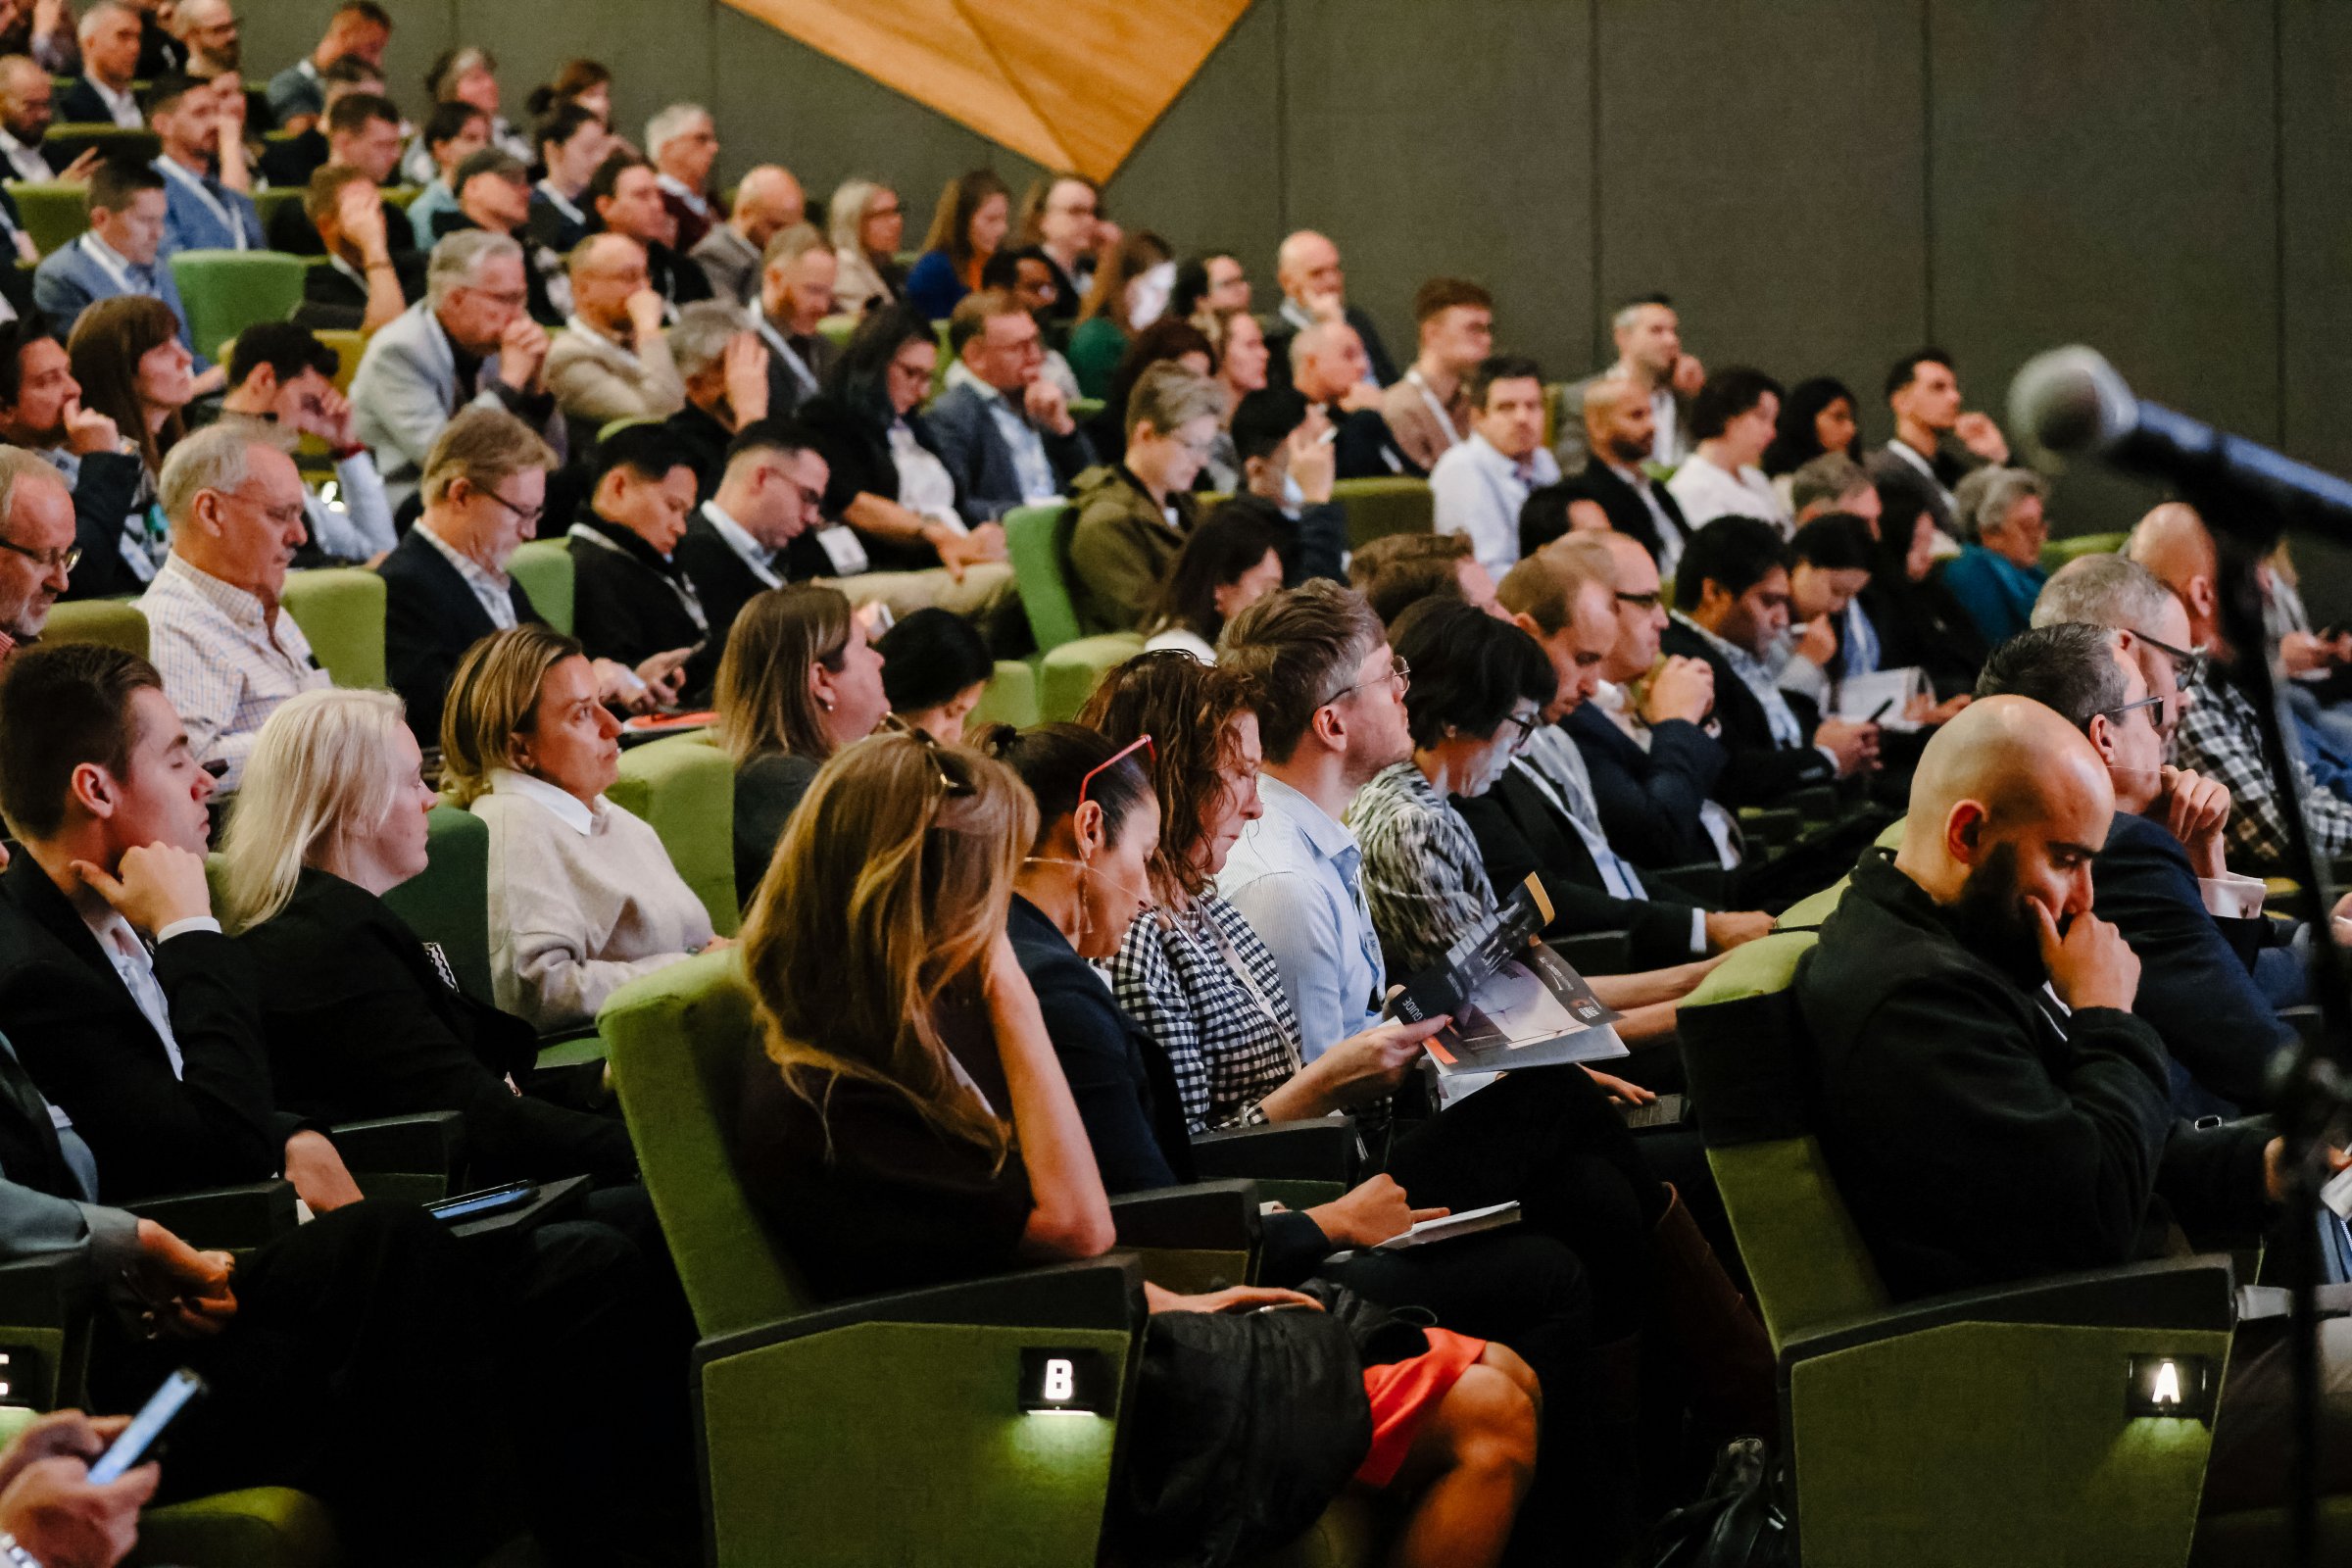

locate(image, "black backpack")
(1645, 1437), (1793, 1568)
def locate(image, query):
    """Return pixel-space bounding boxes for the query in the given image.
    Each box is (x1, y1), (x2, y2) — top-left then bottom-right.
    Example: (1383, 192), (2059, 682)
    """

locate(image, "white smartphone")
(89, 1367), (206, 1484)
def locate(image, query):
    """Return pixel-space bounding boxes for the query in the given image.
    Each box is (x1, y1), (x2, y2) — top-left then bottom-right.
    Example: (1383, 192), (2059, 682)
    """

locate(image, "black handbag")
(1297, 1276), (1437, 1366)
(1645, 1437), (1792, 1568)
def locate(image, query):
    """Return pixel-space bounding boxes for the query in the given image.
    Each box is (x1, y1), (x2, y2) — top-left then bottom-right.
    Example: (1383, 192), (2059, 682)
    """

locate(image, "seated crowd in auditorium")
(0, 4), (2337, 1564)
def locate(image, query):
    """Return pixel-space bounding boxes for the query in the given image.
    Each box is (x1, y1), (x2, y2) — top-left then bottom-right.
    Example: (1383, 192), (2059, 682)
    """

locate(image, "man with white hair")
(689, 164), (803, 309)
(646, 103), (720, 254)
(350, 229), (564, 510)
(134, 426), (331, 789)
(1265, 229), (1396, 392)
(0, 449), (77, 661)
(1553, 294), (1705, 472)
(59, 2), (143, 126)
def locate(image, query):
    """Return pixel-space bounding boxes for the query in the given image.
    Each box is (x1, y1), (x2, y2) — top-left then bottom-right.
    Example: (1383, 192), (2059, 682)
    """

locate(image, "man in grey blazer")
(1551, 294), (1704, 474)
(925, 288), (1094, 527)
(30, 158), (221, 383)
(351, 228), (565, 512)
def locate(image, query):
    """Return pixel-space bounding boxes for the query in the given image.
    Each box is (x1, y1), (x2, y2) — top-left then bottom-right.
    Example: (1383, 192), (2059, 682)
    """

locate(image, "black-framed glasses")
(1501, 709), (1543, 749)
(2133, 628), (2208, 687)
(1614, 590), (1661, 611)
(0, 536), (78, 572)
(477, 486), (546, 531)
(2091, 693), (2166, 729)
(1322, 653), (1410, 709)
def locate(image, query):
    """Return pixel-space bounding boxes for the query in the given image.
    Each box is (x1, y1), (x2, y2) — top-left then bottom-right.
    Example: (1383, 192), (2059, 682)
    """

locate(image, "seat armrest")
(695, 1256), (1145, 1368)
(1651, 861), (1730, 906)
(1781, 1252), (2239, 1369)
(1739, 807), (1802, 850)
(0, 1254), (92, 1329)
(123, 1181), (300, 1250)
(1552, 930), (1632, 977)
(1190, 1119), (1356, 1183)
(1108, 1180), (1261, 1250)
(329, 1111), (464, 1176)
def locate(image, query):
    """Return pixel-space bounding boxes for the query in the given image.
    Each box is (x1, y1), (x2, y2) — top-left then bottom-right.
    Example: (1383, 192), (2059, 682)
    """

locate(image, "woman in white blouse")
(441, 623), (720, 1031)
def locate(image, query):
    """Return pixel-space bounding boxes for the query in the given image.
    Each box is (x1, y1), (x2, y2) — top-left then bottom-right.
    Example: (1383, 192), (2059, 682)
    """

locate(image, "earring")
(818, 696), (834, 711)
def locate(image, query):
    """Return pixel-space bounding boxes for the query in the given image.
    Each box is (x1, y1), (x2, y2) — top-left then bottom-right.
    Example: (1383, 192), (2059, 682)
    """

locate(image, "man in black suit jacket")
(569, 423), (716, 703)
(1262, 229), (1398, 391)
(0, 321), (145, 602)
(672, 419), (831, 653)
(0, 642), (367, 1206)
(1460, 541), (1776, 966)
(1523, 374), (1691, 575)
(925, 290), (1094, 525)
(1662, 516), (1877, 809)
(1976, 622), (2300, 1115)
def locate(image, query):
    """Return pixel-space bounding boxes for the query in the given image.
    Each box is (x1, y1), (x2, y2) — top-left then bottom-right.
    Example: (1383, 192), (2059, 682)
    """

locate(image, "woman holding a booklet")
(1079, 650), (1777, 1517)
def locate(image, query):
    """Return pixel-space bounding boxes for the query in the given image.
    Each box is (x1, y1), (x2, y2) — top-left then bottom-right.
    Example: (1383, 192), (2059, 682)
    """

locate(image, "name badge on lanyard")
(812, 524), (868, 576)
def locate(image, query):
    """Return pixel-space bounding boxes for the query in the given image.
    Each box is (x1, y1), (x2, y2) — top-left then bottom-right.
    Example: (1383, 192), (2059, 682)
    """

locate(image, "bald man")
(1974, 621), (2296, 1117)
(1541, 371), (1691, 575)
(2128, 502), (2352, 869)
(691, 165), (805, 310)
(1798, 695), (2290, 1305)
(1264, 229), (1397, 394)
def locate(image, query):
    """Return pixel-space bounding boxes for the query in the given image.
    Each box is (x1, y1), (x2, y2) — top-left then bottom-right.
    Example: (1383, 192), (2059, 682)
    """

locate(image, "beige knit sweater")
(473, 769), (714, 1032)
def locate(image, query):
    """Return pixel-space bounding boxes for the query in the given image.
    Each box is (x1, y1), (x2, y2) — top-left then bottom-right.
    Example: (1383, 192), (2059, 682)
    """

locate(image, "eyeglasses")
(2091, 693), (2167, 729)
(1322, 654), (1410, 709)
(1079, 734), (1154, 815)
(477, 486), (546, 531)
(2133, 628), (2208, 687)
(1614, 590), (1662, 611)
(1501, 709), (1542, 748)
(0, 535), (78, 572)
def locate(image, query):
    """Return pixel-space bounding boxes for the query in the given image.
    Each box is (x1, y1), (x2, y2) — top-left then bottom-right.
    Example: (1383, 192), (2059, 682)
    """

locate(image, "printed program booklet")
(1383, 877), (1627, 1078)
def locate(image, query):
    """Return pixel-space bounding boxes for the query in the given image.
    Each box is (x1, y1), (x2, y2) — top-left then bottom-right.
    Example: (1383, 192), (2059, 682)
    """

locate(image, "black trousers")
(95, 1195), (697, 1568)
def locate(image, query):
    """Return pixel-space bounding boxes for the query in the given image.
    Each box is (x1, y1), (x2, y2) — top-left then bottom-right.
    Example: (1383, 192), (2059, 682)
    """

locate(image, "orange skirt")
(1353, 1327), (1490, 1488)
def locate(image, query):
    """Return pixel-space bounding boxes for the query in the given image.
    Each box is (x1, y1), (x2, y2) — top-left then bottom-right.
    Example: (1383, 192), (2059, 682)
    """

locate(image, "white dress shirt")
(1429, 431), (1561, 580)
(1667, 452), (1790, 532)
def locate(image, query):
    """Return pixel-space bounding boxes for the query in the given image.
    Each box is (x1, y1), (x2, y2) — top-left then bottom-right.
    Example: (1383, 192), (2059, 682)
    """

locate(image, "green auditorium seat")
(969, 658), (1039, 728)
(1331, 476), (1432, 549)
(1677, 932), (2239, 1566)
(170, 251), (308, 366)
(42, 598), (147, 657)
(2040, 530), (2130, 576)
(251, 186), (305, 239)
(314, 326), (365, 393)
(1002, 501), (1147, 720)
(379, 184), (421, 213)
(607, 732), (739, 937)
(1067, 395), (1103, 424)
(508, 539), (574, 634)
(12, 180), (91, 255)
(279, 566), (385, 688)
(815, 313), (858, 351)
(39, 122), (158, 168)
(601, 952), (1377, 1568)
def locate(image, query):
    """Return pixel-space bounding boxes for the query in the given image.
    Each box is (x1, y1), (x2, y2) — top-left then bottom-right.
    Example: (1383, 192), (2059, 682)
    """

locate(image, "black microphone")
(2008, 346), (2352, 529)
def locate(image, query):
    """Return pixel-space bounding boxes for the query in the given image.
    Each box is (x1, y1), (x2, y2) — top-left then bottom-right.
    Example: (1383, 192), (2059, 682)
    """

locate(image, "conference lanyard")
(1404, 369), (1460, 450)
(755, 318), (819, 398)
(156, 160), (246, 251)
(78, 234), (152, 298)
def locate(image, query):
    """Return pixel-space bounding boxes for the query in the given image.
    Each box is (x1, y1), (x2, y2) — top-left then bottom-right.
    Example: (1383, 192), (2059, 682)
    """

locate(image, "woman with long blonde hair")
(224, 686), (637, 1185)
(733, 729), (1539, 1567)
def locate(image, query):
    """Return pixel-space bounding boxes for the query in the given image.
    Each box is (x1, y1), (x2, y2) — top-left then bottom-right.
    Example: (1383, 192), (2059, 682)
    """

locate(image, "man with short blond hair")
(927, 287), (1092, 524)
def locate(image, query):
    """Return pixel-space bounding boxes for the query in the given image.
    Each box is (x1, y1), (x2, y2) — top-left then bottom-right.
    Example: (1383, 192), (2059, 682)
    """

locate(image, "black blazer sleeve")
(1030, 965), (1184, 1196)
(1454, 784), (1698, 968)
(1568, 708), (1726, 869)
(242, 902), (637, 1188)
(57, 453), (145, 602)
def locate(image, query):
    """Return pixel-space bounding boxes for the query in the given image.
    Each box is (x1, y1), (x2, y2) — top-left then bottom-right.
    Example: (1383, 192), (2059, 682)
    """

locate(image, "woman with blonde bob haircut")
(715, 584), (889, 906)
(732, 730), (1539, 1566)
(224, 687), (639, 1184)
(443, 624), (717, 1031)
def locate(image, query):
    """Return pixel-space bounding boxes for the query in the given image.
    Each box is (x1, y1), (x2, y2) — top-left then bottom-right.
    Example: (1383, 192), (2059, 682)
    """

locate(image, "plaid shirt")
(1107, 894), (1304, 1133)
(2174, 660), (2352, 869)
(1347, 760), (1495, 975)
(137, 556), (331, 791)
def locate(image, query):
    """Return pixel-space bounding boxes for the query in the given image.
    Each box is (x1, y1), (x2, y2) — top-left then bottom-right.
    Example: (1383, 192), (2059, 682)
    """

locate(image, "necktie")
(1330, 843), (1388, 1016)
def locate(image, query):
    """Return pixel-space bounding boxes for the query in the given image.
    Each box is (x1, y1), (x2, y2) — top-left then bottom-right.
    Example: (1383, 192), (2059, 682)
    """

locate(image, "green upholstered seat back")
(607, 732), (739, 937)
(970, 658), (1040, 728)
(2039, 530), (2130, 576)
(168, 250), (310, 363)
(42, 599), (147, 658)
(279, 567), (386, 689)
(1040, 632), (1144, 721)
(1679, 930), (1890, 1350)
(1004, 502), (1082, 651)
(11, 181), (89, 255)
(1775, 877), (1848, 930)
(602, 949), (814, 1338)
(378, 806), (495, 1004)
(508, 538), (574, 635)
(1331, 476), (1433, 548)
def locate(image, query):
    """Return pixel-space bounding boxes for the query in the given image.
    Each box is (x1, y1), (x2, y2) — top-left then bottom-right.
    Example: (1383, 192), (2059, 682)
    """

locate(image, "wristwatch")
(0, 1531), (43, 1567)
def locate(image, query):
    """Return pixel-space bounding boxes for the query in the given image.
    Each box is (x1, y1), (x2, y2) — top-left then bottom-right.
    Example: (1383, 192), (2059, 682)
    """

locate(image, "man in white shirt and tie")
(1428, 354), (1558, 582)
(752, 221), (838, 420)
